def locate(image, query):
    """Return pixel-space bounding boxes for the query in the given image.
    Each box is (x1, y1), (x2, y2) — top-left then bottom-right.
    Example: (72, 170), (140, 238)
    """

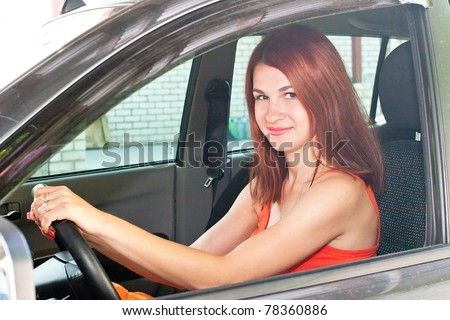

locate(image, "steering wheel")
(32, 185), (120, 300)
(52, 220), (120, 299)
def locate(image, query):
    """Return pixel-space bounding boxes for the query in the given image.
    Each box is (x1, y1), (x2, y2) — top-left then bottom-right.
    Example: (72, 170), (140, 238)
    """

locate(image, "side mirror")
(60, 0), (86, 15)
(0, 218), (35, 300)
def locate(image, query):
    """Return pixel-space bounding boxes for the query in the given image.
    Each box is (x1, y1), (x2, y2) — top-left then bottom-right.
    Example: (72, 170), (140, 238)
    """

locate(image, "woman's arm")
(86, 184), (260, 289)
(30, 173), (375, 290)
(190, 183), (259, 255)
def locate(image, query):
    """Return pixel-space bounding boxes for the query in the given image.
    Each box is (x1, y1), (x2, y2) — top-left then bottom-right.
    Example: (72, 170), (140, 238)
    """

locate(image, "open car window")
(33, 59), (193, 177)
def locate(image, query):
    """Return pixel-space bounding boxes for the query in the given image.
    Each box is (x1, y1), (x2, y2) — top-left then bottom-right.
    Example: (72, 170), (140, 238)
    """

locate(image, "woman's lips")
(268, 127), (292, 136)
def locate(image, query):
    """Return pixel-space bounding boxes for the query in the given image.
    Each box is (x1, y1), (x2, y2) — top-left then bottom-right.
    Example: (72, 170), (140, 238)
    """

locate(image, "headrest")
(379, 41), (420, 133)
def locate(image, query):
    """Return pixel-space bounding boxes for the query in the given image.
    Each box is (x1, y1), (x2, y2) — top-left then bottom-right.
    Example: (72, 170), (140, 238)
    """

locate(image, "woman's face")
(253, 63), (313, 159)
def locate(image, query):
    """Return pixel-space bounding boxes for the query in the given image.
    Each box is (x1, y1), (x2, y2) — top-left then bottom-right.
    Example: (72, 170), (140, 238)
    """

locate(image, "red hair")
(245, 25), (384, 205)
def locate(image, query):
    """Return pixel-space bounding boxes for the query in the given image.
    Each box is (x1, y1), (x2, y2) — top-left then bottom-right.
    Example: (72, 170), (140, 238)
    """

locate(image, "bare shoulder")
(272, 169), (377, 253)
(299, 169), (372, 221)
(304, 170), (378, 248)
(312, 170), (368, 201)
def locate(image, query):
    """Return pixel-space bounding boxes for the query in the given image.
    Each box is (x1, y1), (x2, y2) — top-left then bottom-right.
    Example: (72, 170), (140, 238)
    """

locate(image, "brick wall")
(107, 61), (192, 145)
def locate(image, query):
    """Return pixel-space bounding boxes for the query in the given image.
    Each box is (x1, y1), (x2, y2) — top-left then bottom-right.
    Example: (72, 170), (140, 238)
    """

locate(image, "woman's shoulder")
(309, 169), (369, 204)
(316, 169), (366, 187)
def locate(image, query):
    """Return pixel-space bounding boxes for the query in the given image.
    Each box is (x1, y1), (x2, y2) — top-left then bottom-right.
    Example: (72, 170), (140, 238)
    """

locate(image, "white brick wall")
(106, 60), (192, 145)
(34, 132), (86, 176)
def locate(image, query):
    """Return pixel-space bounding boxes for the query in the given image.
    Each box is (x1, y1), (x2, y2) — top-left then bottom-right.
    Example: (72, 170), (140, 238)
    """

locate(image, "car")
(0, 0), (449, 300)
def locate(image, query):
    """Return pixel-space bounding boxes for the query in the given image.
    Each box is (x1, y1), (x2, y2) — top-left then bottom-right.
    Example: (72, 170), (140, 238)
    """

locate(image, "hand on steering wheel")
(31, 184), (120, 300)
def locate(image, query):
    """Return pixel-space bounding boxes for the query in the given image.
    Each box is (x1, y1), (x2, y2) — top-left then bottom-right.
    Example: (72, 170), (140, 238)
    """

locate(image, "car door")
(166, 1), (450, 299)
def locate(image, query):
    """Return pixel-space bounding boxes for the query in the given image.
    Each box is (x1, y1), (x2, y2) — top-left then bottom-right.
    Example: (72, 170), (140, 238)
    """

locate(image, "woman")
(28, 25), (383, 297)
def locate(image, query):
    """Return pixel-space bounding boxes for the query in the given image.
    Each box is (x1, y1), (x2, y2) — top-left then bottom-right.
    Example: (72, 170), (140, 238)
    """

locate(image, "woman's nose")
(265, 100), (285, 122)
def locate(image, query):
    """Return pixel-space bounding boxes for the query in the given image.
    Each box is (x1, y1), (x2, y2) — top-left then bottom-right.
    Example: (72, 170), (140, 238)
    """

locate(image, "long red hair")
(245, 25), (384, 205)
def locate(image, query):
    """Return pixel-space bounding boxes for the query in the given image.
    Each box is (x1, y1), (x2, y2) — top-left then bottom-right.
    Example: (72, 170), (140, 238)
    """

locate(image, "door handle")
(0, 203), (22, 221)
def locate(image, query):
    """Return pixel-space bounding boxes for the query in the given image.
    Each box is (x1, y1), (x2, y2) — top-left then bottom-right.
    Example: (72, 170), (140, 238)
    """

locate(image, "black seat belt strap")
(203, 79), (230, 208)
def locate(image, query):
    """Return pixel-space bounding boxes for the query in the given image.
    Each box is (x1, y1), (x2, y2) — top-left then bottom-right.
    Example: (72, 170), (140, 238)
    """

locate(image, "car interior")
(1, 3), (434, 299)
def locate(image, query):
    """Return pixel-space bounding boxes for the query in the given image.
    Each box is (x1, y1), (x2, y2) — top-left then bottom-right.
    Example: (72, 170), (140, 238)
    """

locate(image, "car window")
(33, 59), (193, 177)
(228, 35), (406, 151)
(228, 36), (262, 152)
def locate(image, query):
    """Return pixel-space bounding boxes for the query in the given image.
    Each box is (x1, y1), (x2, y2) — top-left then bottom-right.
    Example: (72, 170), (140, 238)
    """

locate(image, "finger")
(26, 208), (36, 221)
(34, 186), (50, 202)
(42, 200), (51, 213)
(38, 193), (49, 203)
(39, 227), (55, 240)
(28, 198), (57, 239)
(31, 183), (47, 198)
(47, 230), (55, 240)
(34, 202), (54, 233)
(32, 198), (47, 217)
(34, 185), (68, 199)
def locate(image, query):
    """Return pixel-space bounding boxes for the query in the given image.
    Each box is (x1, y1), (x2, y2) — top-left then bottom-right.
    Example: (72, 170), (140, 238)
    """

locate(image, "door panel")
(8, 164), (176, 264)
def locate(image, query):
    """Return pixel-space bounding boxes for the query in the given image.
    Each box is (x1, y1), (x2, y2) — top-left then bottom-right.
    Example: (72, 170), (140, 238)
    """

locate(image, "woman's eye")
(285, 92), (296, 99)
(254, 95), (267, 100)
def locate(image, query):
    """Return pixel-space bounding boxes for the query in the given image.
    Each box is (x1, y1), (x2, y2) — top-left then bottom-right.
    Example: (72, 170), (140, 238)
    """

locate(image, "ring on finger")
(40, 193), (49, 203)
(43, 202), (50, 213)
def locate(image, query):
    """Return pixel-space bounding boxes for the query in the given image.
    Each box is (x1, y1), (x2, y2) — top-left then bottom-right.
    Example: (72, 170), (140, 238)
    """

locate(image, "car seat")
(375, 41), (427, 255)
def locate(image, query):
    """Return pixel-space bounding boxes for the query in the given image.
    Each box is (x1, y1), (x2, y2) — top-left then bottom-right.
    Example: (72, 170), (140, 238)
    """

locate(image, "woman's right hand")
(28, 185), (107, 238)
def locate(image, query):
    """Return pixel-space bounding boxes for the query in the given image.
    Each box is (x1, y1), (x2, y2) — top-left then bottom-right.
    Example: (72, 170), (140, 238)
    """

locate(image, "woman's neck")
(284, 144), (321, 186)
(285, 160), (320, 190)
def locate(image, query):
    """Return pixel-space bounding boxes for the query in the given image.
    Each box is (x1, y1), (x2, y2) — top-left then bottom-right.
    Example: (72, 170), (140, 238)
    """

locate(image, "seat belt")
(203, 79), (230, 214)
(205, 162), (250, 230)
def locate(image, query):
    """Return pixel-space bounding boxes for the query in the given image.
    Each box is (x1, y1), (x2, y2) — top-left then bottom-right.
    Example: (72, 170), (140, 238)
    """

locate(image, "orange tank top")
(249, 170), (380, 273)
